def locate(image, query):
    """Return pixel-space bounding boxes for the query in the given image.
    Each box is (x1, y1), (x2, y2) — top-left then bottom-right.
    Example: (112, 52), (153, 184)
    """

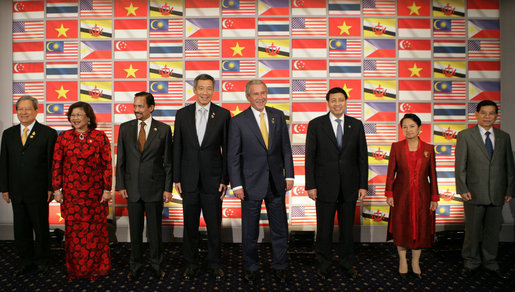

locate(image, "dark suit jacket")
(455, 126), (515, 206)
(227, 106), (294, 200)
(173, 103), (230, 193)
(305, 114), (368, 203)
(116, 118), (173, 202)
(0, 121), (57, 203)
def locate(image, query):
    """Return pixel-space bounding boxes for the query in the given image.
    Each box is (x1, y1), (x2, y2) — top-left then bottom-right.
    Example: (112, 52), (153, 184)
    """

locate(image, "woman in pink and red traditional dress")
(385, 113), (439, 279)
(52, 102), (112, 280)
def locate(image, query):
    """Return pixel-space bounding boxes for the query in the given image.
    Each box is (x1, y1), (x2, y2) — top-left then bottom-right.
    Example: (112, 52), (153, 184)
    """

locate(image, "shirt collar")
(195, 101), (211, 113)
(20, 120), (36, 132)
(329, 112), (344, 123)
(478, 125), (493, 136)
(139, 116), (152, 126)
(250, 105), (266, 117)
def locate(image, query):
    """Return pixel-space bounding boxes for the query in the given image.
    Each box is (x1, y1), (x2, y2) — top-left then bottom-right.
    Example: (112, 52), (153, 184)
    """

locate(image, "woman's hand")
(430, 201), (438, 212)
(100, 190), (112, 203)
(386, 197), (394, 207)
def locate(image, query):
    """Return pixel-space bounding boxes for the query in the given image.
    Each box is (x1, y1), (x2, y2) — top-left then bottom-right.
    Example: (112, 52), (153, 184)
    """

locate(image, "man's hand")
(174, 182), (182, 198)
(386, 197), (394, 207)
(285, 180), (293, 191)
(54, 191), (63, 204)
(430, 201), (438, 212)
(2, 192), (10, 204)
(163, 191), (172, 203)
(233, 188), (244, 200)
(47, 191), (53, 203)
(119, 189), (128, 199)
(358, 189), (367, 200)
(100, 191), (112, 203)
(506, 196), (512, 203)
(461, 192), (472, 201)
(219, 184), (227, 200)
(307, 189), (317, 201)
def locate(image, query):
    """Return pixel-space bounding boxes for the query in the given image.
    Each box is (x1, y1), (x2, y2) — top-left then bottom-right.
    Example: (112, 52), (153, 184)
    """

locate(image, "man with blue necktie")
(455, 100), (514, 280)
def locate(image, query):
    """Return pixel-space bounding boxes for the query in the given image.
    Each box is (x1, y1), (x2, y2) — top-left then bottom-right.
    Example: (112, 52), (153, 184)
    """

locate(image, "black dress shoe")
(127, 270), (140, 281)
(316, 268), (328, 279)
(183, 267), (199, 281)
(345, 267), (358, 278)
(273, 269), (287, 283)
(413, 272), (422, 279)
(211, 268), (224, 282)
(460, 267), (478, 277)
(487, 269), (507, 280)
(154, 269), (165, 280)
(399, 272), (408, 279)
(244, 270), (257, 285)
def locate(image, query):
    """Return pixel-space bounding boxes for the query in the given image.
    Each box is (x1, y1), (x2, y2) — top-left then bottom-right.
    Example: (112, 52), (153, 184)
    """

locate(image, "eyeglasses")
(70, 113), (86, 118)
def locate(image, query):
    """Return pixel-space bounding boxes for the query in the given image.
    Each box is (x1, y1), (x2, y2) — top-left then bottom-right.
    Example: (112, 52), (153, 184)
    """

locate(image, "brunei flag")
(80, 81), (112, 102)
(80, 19), (112, 39)
(433, 61), (466, 79)
(364, 80), (396, 100)
(149, 0), (183, 17)
(368, 145), (391, 164)
(432, 0), (465, 17)
(362, 206), (389, 225)
(149, 61), (183, 79)
(258, 39), (290, 58)
(363, 18), (396, 37)
(433, 124), (465, 143)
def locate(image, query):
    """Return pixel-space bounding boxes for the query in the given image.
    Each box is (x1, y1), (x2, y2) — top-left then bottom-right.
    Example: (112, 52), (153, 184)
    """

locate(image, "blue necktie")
(197, 108), (207, 145)
(336, 119), (343, 150)
(485, 131), (493, 159)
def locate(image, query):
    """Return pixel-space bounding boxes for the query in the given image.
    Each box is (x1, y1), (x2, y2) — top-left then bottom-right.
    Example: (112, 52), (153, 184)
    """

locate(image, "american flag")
(346, 103), (362, 120)
(292, 80), (327, 99)
(149, 19), (183, 38)
(290, 206), (317, 226)
(221, 0), (255, 15)
(80, 62), (112, 79)
(12, 21), (44, 40)
(363, 60), (396, 78)
(185, 39), (220, 58)
(13, 82), (44, 101)
(468, 40), (501, 59)
(364, 124), (396, 143)
(292, 145), (305, 165)
(47, 42), (79, 60)
(436, 205), (465, 224)
(80, 0), (112, 17)
(291, 17), (327, 36)
(363, 0), (396, 16)
(364, 185), (386, 204)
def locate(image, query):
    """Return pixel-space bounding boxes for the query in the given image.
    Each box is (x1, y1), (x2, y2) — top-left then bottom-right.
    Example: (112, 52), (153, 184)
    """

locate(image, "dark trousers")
(315, 196), (356, 270)
(128, 200), (163, 273)
(182, 191), (222, 269)
(12, 202), (50, 267)
(462, 203), (503, 270)
(241, 185), (288, 271)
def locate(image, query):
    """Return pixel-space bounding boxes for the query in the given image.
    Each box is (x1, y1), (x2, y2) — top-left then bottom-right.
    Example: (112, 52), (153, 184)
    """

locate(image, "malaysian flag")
(346, 102), (362, 120)
(364, 124), (396, 143)
(433, 19), (466, 38)
(290, 206), (317, 226)
(46, 41), (79, 60)
(468, 40), (501, 59)
(435, 145), (455, 165)
(436, 205), (464, 224)
(13, 21), (44, 40)
(433, 81), (467, 101)
(292, 80), (327, 99)
(185, 39), (220, 58)
(222, 60), (256, 78)
(329, 39), (361, 58)
(46, 103), (70, 123)
(80, 62), (112, 79)
(13, 82), (44, 101)
(149, 19), (183, 38)
(363, 60), (396, 78)
(96, 125), (113, 143)
(291, 17), (327, 36)
(221, 0), (255, 15)
(149, 81), (183, 102)
(80, 0), (112, 17)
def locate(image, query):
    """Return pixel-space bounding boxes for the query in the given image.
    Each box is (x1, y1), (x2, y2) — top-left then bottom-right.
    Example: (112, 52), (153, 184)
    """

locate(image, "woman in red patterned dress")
(52, 102), (112, 280)
(385, 114), (439, 279)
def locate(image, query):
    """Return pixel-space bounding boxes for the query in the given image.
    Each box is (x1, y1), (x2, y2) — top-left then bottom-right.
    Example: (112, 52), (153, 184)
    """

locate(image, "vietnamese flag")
(222, 103), (250, 117)
(114, 61), (147, 79)
(397, 0), (431, 16)
(329, 18), (361, 37)
(46, 20), (78, 39)
(222, 39), (256, 58)
(46, 81), (78, 102)
(398, 60), (432, 78)
(329, 79), (362, 100)
(114, 0), (147, 17)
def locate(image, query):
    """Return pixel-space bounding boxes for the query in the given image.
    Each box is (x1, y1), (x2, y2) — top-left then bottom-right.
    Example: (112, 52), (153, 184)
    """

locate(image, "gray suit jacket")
(455, 126), (515, 206)
(116, 118), (173, 202)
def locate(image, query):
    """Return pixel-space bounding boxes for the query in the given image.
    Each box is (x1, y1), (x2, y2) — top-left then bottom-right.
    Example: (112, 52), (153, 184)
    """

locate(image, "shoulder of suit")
(420, 140), (434, 150)
(493, 127), (510, 137)
(120, 119), (137, 128)
(266, 106), (283, 115)
(212, 103), (231, 115)
(309, 114), (328, 124)
(344, 115), (362, 124)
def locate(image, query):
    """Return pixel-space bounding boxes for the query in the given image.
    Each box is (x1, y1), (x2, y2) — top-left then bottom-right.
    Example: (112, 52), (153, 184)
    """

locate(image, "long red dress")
(52, 129), (112, 279)
(385, 139), (439, 249)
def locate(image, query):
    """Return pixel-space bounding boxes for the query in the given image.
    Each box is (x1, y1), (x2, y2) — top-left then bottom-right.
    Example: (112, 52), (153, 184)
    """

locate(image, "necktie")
(138, 121), (146, 152)
(260, 112), (268, 149)
(485, 131), (493, 159)
(197, 108), (207, 145)
(21, 127), (29, 146)
(336, 119), (343, 150)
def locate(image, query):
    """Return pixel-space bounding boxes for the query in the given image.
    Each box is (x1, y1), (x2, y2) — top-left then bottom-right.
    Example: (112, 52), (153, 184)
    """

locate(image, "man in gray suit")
(116, 92), (173, 280)
(455, 100), (514, 279)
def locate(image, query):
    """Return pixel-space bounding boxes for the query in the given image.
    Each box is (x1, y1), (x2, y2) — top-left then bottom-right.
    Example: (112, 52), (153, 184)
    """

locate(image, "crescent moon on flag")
(115, 104), (124, 113)
(433, 20), (442, 30)
(293, 0), (302, 8)
(150, 20), (160, 30)
(434, 81), (443, 92)
(221, 0), (229, 8)
(222, 61), (231, 71)
(293, 60), (301, 70)
(47, 41), (55, 52)
(400, 103), (410, 112)
(222, 19), (229, 29)
(13, 63), (22, 73)
(150, 82), (159, 92)
(222, 81), (229, 91)
(115, 41), (126, 51)
(222, 208), (229, 217)
(46, 104), (58, 114)
(399, 40), (408, 50)
(13, 2), (21, 12)
(329, 39), (338, 49)
(435, 145), (446, 155)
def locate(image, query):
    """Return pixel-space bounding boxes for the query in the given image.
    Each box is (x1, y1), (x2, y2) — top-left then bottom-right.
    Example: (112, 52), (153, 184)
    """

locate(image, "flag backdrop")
(12, 0), (501, 230)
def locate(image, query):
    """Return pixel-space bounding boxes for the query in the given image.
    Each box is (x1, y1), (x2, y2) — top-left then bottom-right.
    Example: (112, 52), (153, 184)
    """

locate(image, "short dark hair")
(400, 113), (422, 127)
(16, 95), (38, 110)
(476, 100), (498, 114)
(67, 102), (97, 130)
(326, 87), (348, 101)
(134, 91), (155, 109)
(193, 74), (215, 88)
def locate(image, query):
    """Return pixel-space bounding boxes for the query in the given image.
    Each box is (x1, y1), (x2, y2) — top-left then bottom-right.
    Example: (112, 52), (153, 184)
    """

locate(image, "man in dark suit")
(227, 80), (294, 284)
(455, 100), (514, 280)
(0, 95), (57, 276)
(305, 87), (368, 279)
(116, 92), (173, 280)
(173, 74), (230, 281)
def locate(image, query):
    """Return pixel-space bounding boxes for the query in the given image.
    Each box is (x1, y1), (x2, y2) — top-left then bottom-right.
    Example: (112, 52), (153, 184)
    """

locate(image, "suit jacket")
(0, 121), (57, 204)
(455, 126), (515, 206)
(116, 118), (173, 202)
(305, 114), (368, 203)
(173, 103), (230, 193)
(227, 106), (294, 200)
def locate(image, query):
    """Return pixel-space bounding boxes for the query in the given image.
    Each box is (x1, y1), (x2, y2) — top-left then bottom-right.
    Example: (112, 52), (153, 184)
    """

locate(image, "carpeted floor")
(0, 240), (514, 291)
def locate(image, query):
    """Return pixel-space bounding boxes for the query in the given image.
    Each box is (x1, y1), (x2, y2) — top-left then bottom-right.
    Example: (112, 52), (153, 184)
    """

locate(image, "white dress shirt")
(478, 125), (495, 149)
(329, 112), (345, 138)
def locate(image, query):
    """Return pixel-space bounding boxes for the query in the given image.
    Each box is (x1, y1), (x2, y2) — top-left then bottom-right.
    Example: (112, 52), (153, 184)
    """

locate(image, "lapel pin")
(271, 117), (275, 124)
(211, 112), (215, 119)
(154, 128), (157, 131)
(348, 125), (351, 128)
(30, 131), (36, 138)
